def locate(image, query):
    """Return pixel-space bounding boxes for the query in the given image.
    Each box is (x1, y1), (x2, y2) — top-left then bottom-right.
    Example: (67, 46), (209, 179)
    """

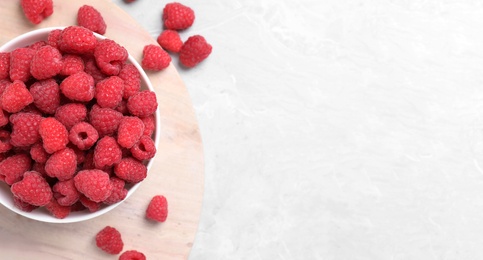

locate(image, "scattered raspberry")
(60, 54), (85, 76)
(96, 226), (124, 255)
(45, 198), (71, 219)
(60, 71), (95, 102)
(45, 148), (77, 181)
(146, 195), (168, 222)
(94, 136), (122, 169)
(30, 45), (63, 80)
(20, 0), (53, 25)
(157, 30), (183, 53)
(94, 39), (128, 75)
(0, 52), (10, 80)
(141, 44), (171, 71)
(117, 117), (144, 148)
(28, 40), (48, 51)
(53, 179), (80, 206)
(69, 122), (99, 150)
(59, 26), (98, 54)
(13, 196), (38, 212)
(47, 29), (62, 49)
(113, 157), (147, 183)
(30, 142), (48, 163)
(9, 47), (35, 82)
(130, 135), (156, 161)
(141, 115), (155, 137)
(54, 103), (88, 130)
(74, 169), (113, 202)
(39, 117), (69, 154)
(1, 80), (34, 113)
(95, 76), (124, 108)
(9, 112), (42, 147)
(119, 250), (146, 260)
(179, 35), (212, 68)
(0, 130), (12, 153)
(84, 57), (107, 83)
(104, 177), (128, 205)
(79, 195), (101, 212)
(0, 153), (31, 185)
(118, 63), (140, 99)
(77, 5), (107, 35)
(127, 90), (157, 118)
(11, 171), (52, 206)
(163, 2), (195, 30)
(30, 78), (60, 114)
(89, 105), (123, 136)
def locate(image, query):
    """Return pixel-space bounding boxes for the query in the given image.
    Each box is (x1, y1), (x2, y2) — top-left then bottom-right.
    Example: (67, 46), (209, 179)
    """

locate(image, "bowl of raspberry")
(0, 26), (160, 223)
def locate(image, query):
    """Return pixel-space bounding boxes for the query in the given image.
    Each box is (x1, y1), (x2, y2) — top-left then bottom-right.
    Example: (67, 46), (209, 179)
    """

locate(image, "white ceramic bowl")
(0, 27), (161, 223)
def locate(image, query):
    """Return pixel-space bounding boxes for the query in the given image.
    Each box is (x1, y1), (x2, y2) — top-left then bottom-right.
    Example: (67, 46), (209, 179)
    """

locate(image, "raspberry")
(30, 45), (63, 80)
(118, 63), (140, 100)
(68, 143), (86, 164)
(0, 79), (10, 95)
(59, 26), (98, 54)
(127, 90), (157, 118)
(1, 80), (34, 113)
(130, 135), (156, 161)
(30, 142), (48, 163)
(0, 52), (10, 80)
(60, 71), (95, 102)
(82, 150), (95, 170)
(74, 169), (113, 202)
(45, 198), (71, 219)
(0, 153), (31, 185)
(119, 250), (146, 260)
(104, 177), (128, 205)
(0, 130), (12, 153)
(94, 39), (128, 75)
(157, 30), (183, 53)
(30, 78), (60, 114)
(20, 0), (53, 25)
(11, 171), (52, 206)
(32, 162), (48, 179)
(89, 105), (123, 136)
(94, 136), (122, 169)
(95, 226), (124, 255)
(9, 112), (43, 147)
(79, 195), (101, 212)
(146, 195), (168, 222)
(113, 157), (147, 183)
(141, 44), (171, 71)
(70, 201), (86, 212)
(39, 117), (69, 154)
(179, 35), (212, 68)
(53, 179), (80, 206)
(28, 41), (48, 51)
(84, 57), (107, 83)
(141, 115), (155, 137)
(13, 196), (38, 212)
(115, 99), (129, 115)
(45, 148), (77, 181)
(55, 103), (87, 130)
(69, 122), (99, 150)
(117, 117), (144, 148)
(77, 5), (107, 35)
(60, 54), (85, 76)
(162, 2), (195, 30)
(9, 47), (35, 82)
(95, 76), (124, 108)
(47, 29), (62, 49)
(0, 110), (8, 128)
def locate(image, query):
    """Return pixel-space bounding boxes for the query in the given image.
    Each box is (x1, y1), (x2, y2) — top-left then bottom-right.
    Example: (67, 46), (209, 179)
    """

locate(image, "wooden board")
(0, 1), (204, 259)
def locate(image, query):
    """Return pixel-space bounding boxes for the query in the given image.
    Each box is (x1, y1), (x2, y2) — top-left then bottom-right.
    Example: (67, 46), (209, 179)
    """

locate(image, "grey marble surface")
(114, 0), (483, 259)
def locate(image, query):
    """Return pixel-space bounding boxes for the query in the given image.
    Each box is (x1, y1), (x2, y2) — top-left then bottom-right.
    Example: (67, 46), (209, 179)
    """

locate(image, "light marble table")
(115, 0), (483, 259)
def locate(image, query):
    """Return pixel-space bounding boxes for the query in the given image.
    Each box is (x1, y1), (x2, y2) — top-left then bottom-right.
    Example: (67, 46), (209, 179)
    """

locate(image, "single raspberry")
(60, 71), (95, 102)
(141, 44), (171, 71)
(20, 0), (53, 25)
(113, 157), (147, 183)
(39, 117), (69, 154)
(117, 116), (144, 148)
(157, 30), (183, 52)
(0, 52), (10, 80)
(119, 250), (146, 260)
(179, 35), (212, 68)
(53, 179), (80, 206)
(95, 76), (124, 108)
(11, 171), (52, 206)
(127, 90), (157, 117)
(47, 29), (62, 49)
(115, 99), (129, 115)
(59, 26), (98, 54)
(54, 103), (87, 130)
(118, 63), (140, 100)
(141, 115), (155, 137)
(69, 122), (99, 150)
(89, 105), (123, 136)
(45, 148), (77, 181)
(79, 195), (101, 212)
(94, 39), (128, 75)
(162, 2), (195, 30)
(30, 45), (63, 80)
(13, 196), (38, 212)
(74, 169), (113, 202)
(130, 135), (156, 161)
(0, 130), (12, 153)
(94, 136), (122, 169)
(30, 142), (48, 163)
(84, 57), (107, 83)
(104, 177), (128, 205)
(60, 54), (85, 76)
(1, 80), (34, 113)
(10, 47), (35, 82)
(30, 78), (60, 114)
(9, 112), (43, 147)
(45, 198), (71, 219)
(77, 5), (107, 35)
(28, 41), (48, 51)
(146, 195), (168, 222)
(95, 226), (124, 255)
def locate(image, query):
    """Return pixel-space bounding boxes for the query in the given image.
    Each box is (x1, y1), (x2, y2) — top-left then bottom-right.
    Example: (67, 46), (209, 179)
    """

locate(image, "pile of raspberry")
(0, 25), (158, 219)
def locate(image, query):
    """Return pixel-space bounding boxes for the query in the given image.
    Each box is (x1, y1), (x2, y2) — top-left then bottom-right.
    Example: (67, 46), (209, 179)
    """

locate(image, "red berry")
(13, 196), (38, 212)
(124, 0), (137, 3)
(28, 41), (48, 51)
(163, 2), (195, 30)
(115, 99), (129, 115)
(30, 45), (63, 80)
(94, 39), (128, 75)
(60, 54), (85, 76)
(74, 169), (113, 202)
(141, 115), (155, 137)
(119, 250), (146, 260)
(117, 116), (144, 148)
(59, 26), (98, 54)
(104, 177), (128, 205)
(84, 57), (107, 83)
(79, 195), (101, 212)
(39, 117), (69, 154)
(146, 195), (168, 222)
(1, 80), (33, 113)
(130, 135), (156, 161)
(60, 71), (95, 102)
(94, 136), (122, 169)
(9, 47), (35, 82)
(30, 78), (60, 114)
(30, 142), (48, 163)
(89, 105), (123, 136)
(45, 148), (77, 181)
(95, 226), (124, 255)
(77, 5), (107, 35)
(11, 171), (52, 206)
(113, 157), (147, 183)
(127, 90), (157, 118)
(118, 63), (140, 100)
(45, 198), (71, 219)
(0, 52), (10, 80)
(69, 122), (99, 150)
(53, 179), (80, 206)
(55, 103), (88, 130)
(141, 44), (171, 71)
(0, 130), (12, 153)
(9, 112), (43, 147)
(95, 76), (124, 108)
(20, 0), (53, 25)
(47, 29), (62, 49)
(157, 30), (183, 53)
(0, 153), (32, 185)
(179, 35), (212, 68)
